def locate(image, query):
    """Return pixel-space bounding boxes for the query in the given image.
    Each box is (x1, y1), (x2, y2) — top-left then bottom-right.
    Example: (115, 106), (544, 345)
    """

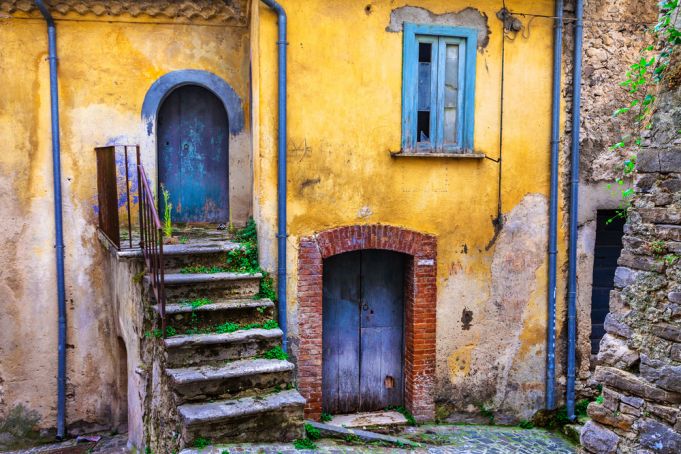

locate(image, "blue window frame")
(401, 24), (477, 153)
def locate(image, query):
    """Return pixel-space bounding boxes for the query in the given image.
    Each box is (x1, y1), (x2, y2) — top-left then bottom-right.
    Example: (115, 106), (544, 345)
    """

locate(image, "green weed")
(304, 423), (321, 440)
(262, 346), (288, 360)
(161, 185), (173, 239)
(293, 438), (317, 450)
(386, 405), (417, 426)
(320, 412), (333, 423)
(193, 437), (210, 448)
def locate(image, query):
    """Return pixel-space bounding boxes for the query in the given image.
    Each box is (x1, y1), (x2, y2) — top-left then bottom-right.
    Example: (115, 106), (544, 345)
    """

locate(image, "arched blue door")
(158, 85), (229, 223)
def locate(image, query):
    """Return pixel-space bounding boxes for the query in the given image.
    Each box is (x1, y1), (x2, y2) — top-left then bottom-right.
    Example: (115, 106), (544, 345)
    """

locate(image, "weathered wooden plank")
(322, 252), (361, 414)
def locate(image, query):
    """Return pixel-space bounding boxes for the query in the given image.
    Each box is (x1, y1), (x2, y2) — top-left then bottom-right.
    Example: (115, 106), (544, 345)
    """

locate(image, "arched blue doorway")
(141, 70), (245, 224)
(157, 85), (229, 223)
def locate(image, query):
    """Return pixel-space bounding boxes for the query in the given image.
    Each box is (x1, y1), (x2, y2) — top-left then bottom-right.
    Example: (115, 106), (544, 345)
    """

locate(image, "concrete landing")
(328, 411), (408, 429)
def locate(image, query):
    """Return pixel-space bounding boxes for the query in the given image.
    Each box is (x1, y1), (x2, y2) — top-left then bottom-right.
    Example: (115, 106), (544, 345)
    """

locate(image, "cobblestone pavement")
(187, 425), (577, 454)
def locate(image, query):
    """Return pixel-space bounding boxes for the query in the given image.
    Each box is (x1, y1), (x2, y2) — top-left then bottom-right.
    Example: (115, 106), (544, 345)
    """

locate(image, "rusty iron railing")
(95, 145), (138, 249)
(137, 160), (167, 334)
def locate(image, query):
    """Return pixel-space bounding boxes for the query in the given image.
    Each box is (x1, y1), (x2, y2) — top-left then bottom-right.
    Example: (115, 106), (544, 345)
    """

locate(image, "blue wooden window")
(401, 24), (477, 153)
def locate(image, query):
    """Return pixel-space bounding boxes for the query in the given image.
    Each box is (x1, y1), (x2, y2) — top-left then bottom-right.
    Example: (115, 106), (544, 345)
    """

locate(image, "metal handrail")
(137, 158), (167, 335)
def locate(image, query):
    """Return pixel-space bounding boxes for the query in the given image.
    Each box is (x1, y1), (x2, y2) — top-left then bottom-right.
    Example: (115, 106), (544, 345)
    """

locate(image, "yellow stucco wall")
(0, 9), (250, 431)
(254, 0), (567, 419)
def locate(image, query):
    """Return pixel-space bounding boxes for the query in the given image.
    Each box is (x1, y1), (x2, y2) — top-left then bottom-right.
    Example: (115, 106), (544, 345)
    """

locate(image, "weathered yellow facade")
(6, 0), (650, 443)
(0, 1), (251, 436)
(253, 0), (566, 420)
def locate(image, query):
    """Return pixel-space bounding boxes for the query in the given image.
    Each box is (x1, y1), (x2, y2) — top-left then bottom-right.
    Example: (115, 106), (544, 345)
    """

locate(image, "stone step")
(120, 241), (241, 270)
(156, 299), (275, 330)
(178, 390), (305, 445)
(164, 328), (283, 367)
(150, 272), (262, 300)
(166, 358), (294, 403)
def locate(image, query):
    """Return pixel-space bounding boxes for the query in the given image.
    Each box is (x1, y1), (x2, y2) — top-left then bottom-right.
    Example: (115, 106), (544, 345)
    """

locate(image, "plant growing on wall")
(608, 1), (680, 221)
(161, 184), (173, 238)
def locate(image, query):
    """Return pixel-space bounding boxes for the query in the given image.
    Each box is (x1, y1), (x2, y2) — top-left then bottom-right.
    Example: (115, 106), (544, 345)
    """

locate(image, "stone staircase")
(143, 241), (304, 450)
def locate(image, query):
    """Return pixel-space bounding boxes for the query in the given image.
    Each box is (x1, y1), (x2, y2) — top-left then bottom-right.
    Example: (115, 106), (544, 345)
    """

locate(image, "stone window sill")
(390, 150), (486, 159)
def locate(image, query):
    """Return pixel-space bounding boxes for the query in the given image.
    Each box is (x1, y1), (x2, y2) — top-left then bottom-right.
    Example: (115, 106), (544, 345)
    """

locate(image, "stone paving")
(185, 424), (577, 454)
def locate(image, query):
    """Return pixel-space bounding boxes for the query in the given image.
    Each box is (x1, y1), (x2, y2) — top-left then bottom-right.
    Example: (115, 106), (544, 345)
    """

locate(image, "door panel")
(158, 85), (229, 223)
(322, 250), (405, 414)
(360, 250), (405, 411)
(322, 252), (361, 414)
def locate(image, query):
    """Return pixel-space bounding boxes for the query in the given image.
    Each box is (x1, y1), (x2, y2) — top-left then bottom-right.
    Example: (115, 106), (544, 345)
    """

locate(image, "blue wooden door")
(322, 250), (405, 414)
(157, 85), (229, 223)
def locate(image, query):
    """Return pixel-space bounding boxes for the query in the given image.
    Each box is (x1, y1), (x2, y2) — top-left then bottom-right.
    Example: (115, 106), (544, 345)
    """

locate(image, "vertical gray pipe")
(260, 0), (288, 352)
(567, 0), (585, 422)
(546, 0), (564, 410)
(34, 0), (67, 440)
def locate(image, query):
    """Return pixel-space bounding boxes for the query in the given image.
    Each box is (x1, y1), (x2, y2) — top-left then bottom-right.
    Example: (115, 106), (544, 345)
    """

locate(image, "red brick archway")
(296, 225), (437, 421)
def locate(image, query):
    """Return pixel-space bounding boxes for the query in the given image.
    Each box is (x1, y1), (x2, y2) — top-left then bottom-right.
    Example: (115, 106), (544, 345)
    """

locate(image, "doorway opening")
(590, 210), (626, 354)
(322, 250), (406, 414)
(157, 84), (229, 224)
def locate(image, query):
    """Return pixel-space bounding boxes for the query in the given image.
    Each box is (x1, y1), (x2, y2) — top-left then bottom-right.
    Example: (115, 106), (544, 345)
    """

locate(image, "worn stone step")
(166, 358), (294, 403)
(150, 272), (262, 300)
(120, 241), (241, 270)
(178, 390), (305, 445)
(164, 328), (282, 367)
(156, 299), (275, 330)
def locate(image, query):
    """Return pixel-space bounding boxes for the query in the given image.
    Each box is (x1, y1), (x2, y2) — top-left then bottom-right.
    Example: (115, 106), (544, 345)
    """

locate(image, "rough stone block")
(603, 313), (633, 339)
(648, 403), (679, 424)
(638, 208), (681, 225)
(638, 150), (660, 173)
(580, 420), (619, 454)
(603, 387), (621, 412)
(619, 402), (641, 416)
(641, 354), (681, 393)
(620, 395), (644, 409)
(671, 344), (681, 362)
(639, 419), (681, 454)
(660, 178), (681, 193)
(597, 334), (639, 369)
(588, 402), (635, 431)
(669, 291), (681, 304)
(613, 267), (640, 288)
(659, 149), (681, 173)
(594, 366), (681, 404)
(618, 251), (665, 272)
(652, 323), (681, 343)
(656, 224), (681, 241)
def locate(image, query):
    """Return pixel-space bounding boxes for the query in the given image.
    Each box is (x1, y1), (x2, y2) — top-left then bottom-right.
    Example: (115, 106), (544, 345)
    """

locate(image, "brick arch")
(296, 225), (437, 421)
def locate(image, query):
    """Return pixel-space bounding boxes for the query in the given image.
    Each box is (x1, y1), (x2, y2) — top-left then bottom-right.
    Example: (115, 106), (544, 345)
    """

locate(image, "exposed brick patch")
(297, 225), (437, 421)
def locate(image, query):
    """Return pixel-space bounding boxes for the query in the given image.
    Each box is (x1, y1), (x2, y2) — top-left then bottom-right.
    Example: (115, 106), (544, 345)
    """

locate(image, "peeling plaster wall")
(0, 7), (251, 432)
(254, 0), (563, 421)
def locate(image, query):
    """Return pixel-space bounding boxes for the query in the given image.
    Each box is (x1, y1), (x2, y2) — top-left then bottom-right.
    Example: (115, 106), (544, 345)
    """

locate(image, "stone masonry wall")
(580, 62), (681, 453)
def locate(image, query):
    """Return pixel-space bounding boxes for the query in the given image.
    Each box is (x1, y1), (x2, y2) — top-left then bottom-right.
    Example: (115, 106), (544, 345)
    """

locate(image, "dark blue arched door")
(158, 85), (229, 223)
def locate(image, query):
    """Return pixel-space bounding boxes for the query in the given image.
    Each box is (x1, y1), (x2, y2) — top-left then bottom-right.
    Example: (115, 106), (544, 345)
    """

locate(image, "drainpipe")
(546, 0), (563, 411)
(34, 0), (67, 440)
(260, 0), (288, 352)
(566, 0), (585, 422)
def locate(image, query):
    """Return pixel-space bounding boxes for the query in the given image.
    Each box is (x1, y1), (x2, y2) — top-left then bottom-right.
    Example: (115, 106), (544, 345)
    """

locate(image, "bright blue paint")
(402, 23), (477, 152)
(141, 69), (244, 135)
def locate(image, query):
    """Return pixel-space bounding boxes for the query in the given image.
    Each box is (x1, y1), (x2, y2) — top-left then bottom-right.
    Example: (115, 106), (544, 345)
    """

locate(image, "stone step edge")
(306, 420), (422, 449)
(166, 358), (294, 385)
(178, 389), (306, 426)
(164, 328), (282, 350)
(145, 271), (262, 286)
(154, 298), (274, 315)
(119, 241), (242, 259)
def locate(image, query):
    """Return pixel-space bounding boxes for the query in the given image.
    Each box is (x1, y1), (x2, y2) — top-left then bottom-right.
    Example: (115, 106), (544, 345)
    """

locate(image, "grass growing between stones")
(262, 346), (288, 360)
(386, 405), (417, 426)
(180, 297), (214, 309)
(183, 319), (279, 336)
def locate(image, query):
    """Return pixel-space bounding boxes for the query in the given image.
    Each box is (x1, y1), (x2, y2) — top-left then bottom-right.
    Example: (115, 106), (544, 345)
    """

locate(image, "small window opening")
(417, 42), (432, 143)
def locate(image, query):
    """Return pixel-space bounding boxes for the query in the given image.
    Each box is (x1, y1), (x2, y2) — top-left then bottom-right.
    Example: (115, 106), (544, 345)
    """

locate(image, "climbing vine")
(608, 1), (680, 221)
